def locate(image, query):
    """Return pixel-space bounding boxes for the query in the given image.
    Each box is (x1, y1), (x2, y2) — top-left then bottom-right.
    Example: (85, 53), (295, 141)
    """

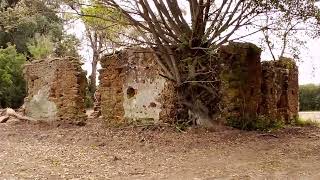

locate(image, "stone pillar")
(92, 86), (102, 118)
(261, 58), (298, 123)
(98, 52), (126, 124)
(219, 42), (262, 122)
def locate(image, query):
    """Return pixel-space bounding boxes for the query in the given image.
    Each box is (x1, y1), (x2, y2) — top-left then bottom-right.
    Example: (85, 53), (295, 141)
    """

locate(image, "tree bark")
(89, 52), (99, 96)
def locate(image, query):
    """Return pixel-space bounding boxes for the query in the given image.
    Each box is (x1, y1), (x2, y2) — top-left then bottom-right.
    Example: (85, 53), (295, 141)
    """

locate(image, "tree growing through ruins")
(69, 0), (320, 124)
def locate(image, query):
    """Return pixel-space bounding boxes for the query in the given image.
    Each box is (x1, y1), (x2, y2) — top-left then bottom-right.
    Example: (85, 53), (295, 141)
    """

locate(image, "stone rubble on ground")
(0, 108), (36, 123)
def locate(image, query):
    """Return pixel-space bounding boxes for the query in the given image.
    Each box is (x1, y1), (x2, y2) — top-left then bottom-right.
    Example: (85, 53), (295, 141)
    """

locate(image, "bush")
(0, 45), (26, 108)
(27, 35), (54, 60)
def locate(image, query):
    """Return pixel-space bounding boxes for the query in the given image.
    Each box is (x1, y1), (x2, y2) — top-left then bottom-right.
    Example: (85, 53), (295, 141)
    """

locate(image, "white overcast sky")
(66, 5), (320, 86)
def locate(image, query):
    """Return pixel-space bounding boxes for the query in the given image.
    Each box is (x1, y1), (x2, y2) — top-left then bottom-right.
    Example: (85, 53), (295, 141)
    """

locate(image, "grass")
(227, 115), (320, 131)
(226, 115), (284, 131)
(294, 117), (320, 127)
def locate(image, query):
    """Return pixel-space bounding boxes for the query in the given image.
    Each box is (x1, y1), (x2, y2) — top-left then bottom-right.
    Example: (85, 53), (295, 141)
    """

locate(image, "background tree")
(55, 34), (81, 58)
(80, 2), (126, 96)
(259, 0), (320, 60)
(299, 84), (320, 111)
(0, 0), (81, 59)
(0, 0), (63, 55)
(0, 0), (81, 108)
(27, 34), (55, 60)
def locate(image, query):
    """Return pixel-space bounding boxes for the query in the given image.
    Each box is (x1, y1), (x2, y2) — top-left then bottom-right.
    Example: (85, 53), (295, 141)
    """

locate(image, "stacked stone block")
(91, 87), (102, 118)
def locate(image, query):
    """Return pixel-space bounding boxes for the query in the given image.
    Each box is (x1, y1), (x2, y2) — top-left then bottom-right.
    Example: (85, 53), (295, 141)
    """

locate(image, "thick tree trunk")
(163, 48), (222, 126)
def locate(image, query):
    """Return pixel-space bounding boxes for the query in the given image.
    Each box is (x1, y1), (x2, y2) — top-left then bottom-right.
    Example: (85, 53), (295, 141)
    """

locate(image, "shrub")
(0, 45), (26, 108)
(27, 35), (54, 60)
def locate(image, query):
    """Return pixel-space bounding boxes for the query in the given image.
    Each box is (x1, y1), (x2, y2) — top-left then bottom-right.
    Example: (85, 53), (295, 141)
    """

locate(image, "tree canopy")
(0, 0), (81, 59)
(299, 84), (320, 111)
(0, 0), (63, 54)
(79, 2), (127, 96)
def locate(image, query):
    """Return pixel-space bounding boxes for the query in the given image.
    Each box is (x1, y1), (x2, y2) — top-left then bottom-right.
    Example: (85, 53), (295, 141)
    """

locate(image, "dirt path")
(1, 119), (320, 179)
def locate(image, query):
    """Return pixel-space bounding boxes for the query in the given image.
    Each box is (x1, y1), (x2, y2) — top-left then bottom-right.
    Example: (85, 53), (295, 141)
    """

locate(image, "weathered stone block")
(97, 48), (176, 124)
(23, 58), (87, 124)
(219, 42), (262, 121)
(261, 58), (299, 123)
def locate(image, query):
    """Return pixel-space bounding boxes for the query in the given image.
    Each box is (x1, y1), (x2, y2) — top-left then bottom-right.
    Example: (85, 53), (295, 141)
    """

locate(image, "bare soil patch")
(1, 119), (320, 179)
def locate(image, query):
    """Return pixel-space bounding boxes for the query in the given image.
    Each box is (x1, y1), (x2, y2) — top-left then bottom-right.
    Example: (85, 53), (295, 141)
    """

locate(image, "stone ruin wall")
(97, 48), (176, 124)
(23, 58), (87, 124)
(96, 43), (299, 125)
(219, 43), (262, 121)
(261, 59), (299, 123)
(220, 42), (299, 124)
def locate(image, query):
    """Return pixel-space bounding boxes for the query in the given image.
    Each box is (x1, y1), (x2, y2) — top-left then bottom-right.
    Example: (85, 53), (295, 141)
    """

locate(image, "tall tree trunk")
(89, 53), (98, 96)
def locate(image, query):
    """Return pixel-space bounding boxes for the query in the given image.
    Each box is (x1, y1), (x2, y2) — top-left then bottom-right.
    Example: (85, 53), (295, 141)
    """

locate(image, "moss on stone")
(276, 57), (296, 69)
(261, 57), (297, 70)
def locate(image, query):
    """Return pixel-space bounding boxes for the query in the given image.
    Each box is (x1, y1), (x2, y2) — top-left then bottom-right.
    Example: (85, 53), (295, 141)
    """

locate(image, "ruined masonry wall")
(220, 43), (299, 123)
(219, 42), (262, 121)
(261, 59), (299, 123)
(23, 58), (87, 124)
(98, 48), (174, 124)
(97, 43), (299, 125)
(98, 52), (126, 123)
